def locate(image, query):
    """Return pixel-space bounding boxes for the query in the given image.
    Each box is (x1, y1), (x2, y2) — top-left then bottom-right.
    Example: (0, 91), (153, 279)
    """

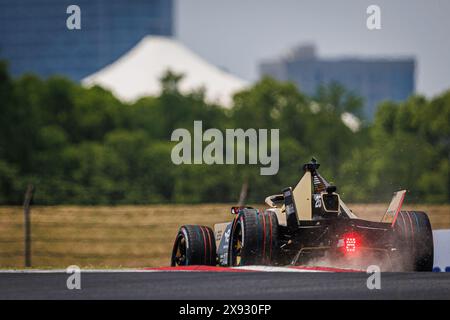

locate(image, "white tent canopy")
(82, 36), (248, 107)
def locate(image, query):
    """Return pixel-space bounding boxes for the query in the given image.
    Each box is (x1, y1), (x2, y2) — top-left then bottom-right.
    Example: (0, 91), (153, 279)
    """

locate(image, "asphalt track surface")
(0, 271), (449, 299)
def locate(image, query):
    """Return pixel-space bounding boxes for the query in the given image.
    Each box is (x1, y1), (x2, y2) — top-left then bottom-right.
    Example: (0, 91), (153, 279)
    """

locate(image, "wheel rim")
(173, 234), (187, 266)
(231, 223), (243, 266)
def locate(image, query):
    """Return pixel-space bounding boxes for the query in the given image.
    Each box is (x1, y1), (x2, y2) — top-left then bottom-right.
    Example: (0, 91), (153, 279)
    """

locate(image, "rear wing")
(380, 190), (406, 226)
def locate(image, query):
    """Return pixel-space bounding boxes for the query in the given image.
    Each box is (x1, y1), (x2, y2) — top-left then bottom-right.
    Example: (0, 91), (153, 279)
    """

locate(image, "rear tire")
(229, 208), (279, 266)
(171, 225), (216, 266)
(394, 211), (434, 271)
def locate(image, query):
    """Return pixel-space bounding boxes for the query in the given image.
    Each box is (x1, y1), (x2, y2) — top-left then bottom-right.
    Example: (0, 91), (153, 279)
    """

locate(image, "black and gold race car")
(171, 159), (434, 271)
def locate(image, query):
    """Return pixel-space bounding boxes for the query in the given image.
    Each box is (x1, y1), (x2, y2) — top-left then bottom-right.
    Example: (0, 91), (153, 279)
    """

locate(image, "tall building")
(260, 45), (415, 119)
(0, 0), (173, 81)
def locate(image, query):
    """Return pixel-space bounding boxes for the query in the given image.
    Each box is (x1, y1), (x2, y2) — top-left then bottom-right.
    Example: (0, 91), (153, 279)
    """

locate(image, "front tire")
(171, 225), (216, 266)
(394, 211), (434, 271)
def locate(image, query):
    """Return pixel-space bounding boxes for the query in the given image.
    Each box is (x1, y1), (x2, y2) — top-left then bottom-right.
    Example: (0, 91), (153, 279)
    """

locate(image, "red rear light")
(339, 232), (360, 255)
(344, 235), (357, 253)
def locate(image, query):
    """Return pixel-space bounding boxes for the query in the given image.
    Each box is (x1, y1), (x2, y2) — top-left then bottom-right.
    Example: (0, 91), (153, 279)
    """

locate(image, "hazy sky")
(175, 0), (450, 97)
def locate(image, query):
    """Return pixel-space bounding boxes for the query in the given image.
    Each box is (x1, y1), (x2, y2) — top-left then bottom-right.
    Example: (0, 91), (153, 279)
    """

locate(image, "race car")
(170, 159), (434, 271)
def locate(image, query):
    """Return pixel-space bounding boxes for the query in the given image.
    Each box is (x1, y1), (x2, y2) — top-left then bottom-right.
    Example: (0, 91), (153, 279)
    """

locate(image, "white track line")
(233, 266), (323, 272)
(0, 269), (158, 273)
(0, 266), (325, 273)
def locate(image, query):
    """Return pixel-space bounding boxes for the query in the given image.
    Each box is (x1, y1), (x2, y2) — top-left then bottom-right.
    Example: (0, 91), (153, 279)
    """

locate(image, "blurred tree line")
(0, 61), (448, 205)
